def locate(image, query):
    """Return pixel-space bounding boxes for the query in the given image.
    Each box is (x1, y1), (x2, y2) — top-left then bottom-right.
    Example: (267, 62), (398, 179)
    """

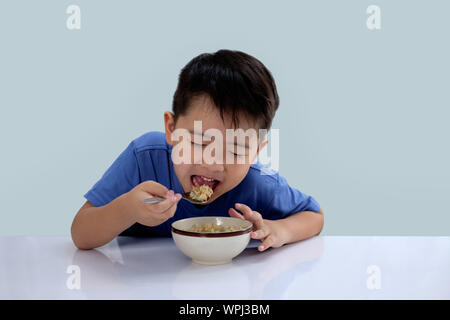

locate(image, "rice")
(189, 184), (213, 202)
(188, 223), (246, 233)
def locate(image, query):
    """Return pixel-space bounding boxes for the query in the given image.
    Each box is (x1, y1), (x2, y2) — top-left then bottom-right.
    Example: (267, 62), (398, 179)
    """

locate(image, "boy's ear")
(251, 138), (268, 163)
(164, 111), (176, 146)
(259, 138), (269, 152)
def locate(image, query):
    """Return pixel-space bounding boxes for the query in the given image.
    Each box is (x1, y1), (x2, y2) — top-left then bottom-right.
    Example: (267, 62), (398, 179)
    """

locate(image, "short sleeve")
(84, 141), (140, 207)
(262, 174), (321, 220)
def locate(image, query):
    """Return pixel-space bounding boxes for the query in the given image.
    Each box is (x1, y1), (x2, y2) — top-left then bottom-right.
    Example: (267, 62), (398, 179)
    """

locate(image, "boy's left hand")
(229, 203), (286, 252)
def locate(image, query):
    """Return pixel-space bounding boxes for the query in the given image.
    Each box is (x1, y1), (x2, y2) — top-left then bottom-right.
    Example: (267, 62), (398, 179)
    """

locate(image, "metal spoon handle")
(141, 196), (166, 204)
(141, 193), (209, 205)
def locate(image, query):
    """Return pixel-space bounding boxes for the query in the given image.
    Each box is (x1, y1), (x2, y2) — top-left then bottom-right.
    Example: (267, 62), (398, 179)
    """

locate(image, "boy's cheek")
(226, 162), (251, 174)
(172, 163), (193, 188)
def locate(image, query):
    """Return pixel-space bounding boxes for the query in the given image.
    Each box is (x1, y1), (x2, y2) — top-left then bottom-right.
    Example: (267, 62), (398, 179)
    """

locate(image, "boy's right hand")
(120, 181), (182, 227)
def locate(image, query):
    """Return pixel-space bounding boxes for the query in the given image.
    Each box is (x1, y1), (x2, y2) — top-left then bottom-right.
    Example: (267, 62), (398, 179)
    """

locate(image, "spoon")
(141, 192), (210, 205)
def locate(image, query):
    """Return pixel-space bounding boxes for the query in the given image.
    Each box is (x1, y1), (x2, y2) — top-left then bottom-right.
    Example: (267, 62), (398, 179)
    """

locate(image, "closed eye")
(229, 151), (245, 157)
(190, 141), (245, 157)
(191, 141), (206, 146)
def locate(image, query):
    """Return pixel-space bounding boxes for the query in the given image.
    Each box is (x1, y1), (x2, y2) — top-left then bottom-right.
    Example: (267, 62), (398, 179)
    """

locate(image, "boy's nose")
(198, 159), (224, 173)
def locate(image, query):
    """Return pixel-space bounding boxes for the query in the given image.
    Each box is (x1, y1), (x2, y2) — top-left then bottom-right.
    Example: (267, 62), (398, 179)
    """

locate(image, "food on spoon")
(189, 175), (220, 202)
(188, 222), (248, 233)
(189, 184), (213, 202)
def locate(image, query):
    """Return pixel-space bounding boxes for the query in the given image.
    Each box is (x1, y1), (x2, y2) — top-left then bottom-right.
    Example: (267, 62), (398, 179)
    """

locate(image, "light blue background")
(0, 0), (448, 235)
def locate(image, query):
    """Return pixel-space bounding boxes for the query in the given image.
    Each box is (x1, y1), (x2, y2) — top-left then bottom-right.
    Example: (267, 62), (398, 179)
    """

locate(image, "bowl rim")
(171, 216), (253, 238)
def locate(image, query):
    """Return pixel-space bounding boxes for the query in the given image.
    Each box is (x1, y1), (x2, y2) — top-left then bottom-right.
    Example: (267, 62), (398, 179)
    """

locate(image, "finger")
(228, 208), (245, 220)
(235, 203), (253, 216)
(234, 203), (255, 222)
(145, 191), (180, 213)
(250, 211), (264, 230)
(235, 203), (264, 230)
(251, 228), (269, 240)
(259, 235), (275, 252)
(139, 180), (169, 197)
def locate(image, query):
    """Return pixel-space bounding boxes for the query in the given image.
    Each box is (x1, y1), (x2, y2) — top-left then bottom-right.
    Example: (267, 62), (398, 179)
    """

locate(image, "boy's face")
(164, 94), (267, 203)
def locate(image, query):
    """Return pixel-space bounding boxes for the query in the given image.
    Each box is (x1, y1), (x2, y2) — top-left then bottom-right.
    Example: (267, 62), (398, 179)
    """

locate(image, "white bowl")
(171, 216), (253, 265)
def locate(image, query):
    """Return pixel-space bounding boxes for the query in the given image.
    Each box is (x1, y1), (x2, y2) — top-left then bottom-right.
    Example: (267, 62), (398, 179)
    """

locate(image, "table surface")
(0, 236), (449, 299)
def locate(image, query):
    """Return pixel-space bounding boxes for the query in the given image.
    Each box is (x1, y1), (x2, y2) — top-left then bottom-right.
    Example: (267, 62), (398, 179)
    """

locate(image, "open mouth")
(190, 175), (221, 192)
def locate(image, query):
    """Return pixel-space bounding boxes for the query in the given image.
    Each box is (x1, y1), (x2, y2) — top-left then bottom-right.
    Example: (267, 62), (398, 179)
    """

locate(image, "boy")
(71, 49), (324, 251)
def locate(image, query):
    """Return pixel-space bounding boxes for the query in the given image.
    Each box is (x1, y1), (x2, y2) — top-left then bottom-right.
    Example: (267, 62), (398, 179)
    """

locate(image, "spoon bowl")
(181, 192), (211, 205)
(141, 192), (211, 205)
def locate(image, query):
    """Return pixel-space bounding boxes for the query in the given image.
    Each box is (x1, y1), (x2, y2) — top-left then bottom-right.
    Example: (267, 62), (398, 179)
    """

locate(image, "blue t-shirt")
(84, 131), (321, 237)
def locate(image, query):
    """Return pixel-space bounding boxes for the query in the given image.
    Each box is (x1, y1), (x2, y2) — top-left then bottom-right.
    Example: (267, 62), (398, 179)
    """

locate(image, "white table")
(0, 236), (449, 299)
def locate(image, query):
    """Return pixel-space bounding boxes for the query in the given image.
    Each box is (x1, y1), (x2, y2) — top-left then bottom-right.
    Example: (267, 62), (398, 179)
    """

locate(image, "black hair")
(172, 49), (279, 130)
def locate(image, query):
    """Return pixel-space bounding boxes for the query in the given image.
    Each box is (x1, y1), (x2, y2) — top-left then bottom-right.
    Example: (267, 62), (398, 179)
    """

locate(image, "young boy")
(71, 49), (324, 251)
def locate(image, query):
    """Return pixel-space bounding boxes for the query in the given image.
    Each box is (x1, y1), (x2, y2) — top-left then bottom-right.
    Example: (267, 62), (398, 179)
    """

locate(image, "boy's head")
(164, 49), (279, 203)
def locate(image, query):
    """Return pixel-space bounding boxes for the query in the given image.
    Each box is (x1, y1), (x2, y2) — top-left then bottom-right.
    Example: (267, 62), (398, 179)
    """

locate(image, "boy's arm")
(269, 208), (324, 245)
(71, 194), (135, 250)
(71, 181), (182, 250)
